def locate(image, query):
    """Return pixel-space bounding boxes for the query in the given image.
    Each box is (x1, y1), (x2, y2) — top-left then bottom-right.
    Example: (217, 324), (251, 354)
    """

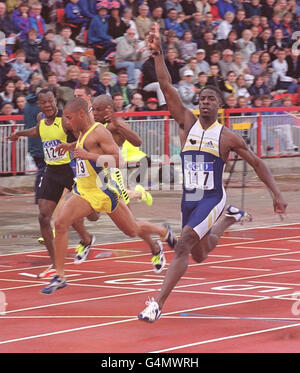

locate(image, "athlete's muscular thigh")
(175, 225), (200, 258)
(191, 234), (213, 263)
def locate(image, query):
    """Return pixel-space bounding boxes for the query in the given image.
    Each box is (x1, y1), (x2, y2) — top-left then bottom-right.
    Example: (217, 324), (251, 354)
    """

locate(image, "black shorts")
(37, 164), (75, 204)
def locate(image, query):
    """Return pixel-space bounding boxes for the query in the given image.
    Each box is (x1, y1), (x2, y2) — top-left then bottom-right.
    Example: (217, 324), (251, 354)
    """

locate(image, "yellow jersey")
(39, 114), (71, 166)
(73, 122), (120, 213)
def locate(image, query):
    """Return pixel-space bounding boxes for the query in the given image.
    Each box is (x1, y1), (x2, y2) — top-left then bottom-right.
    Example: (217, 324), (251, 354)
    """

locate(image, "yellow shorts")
(73, 183), (120, 213)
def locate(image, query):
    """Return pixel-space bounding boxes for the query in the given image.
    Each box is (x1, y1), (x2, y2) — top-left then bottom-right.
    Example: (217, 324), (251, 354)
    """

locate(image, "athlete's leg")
(54, 194), (94, 278)
(191, 214), (237, 262)
(108, 200), (167, 255)
(38, 198), (57, 266)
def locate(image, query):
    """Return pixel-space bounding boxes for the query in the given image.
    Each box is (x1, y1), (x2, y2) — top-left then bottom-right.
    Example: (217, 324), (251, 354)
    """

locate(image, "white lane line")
(150, 322), (300, 353)
(210, 265), (271, 272)
(235, 246), (290, 251)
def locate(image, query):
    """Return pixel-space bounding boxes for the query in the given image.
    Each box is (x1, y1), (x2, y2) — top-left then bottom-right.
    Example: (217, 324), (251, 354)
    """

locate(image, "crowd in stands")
(0, 0), (300, 118)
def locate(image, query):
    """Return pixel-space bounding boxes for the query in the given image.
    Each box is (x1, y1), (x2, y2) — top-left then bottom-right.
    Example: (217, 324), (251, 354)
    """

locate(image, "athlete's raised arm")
(7, 113), (41, 141)
(146, 23), (196, 129)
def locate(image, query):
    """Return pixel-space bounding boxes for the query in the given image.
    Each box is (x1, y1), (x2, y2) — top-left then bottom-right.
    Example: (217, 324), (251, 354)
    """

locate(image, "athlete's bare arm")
(147, 23), (196, 143)
(7, 113), (41, 141)
(74, 125), (125, 169)
(224, 129), (287, 214)
(104, 106), (142, 147)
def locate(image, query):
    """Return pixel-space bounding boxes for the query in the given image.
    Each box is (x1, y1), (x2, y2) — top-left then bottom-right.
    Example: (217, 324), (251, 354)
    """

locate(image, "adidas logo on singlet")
(204, 140), (215, 149)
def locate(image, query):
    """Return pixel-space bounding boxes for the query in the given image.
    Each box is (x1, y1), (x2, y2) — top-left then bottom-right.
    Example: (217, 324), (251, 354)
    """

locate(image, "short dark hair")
(75, 84), (92, 96)
(199, 85), (224, 106)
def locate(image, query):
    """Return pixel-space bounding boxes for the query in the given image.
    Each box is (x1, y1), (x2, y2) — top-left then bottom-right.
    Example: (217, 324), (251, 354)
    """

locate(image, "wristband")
(152, 50), (162, 56)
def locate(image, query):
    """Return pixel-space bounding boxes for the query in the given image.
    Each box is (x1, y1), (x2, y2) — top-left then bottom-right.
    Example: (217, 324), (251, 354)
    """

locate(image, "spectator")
(125, 91), (146, 117)
(76, 69), (94, 91)
(181, 0), (197, 20)
(14, 94), (26, 114)
(142, 56), (167, 108)
(78, 0), (97, 20)
(162, 29), (180, 55)
(195, 49), (210, 75)
(224, 93), (238, 109)
(272, 48), (299, 93)
(47, 71), (59, 88)
(60, 65), (80, 89)
(286, 51), (300, 84)
(225, 71), (238, 94)
(178, 30), (197, 62)
(111, 70), (133, 106)
(13, 76), (28, 97)
(95, 71), (113, 96)
(236, 29), (256, 63)
(53, 26), (76, 59)
(164, 8), (184, 39)
(178, 69), (197, 110)
(248, 74), (271, 99)
(281, 11), (294, 41)
(179, 56), (200, 84)
(208, 0), (221, 21)
(201, 11), (217, 34)
(122, 8), (138, 33)
(257, 27), (273, 51)
(208, 50), (222, 67)
(232, 9), (249, 38)
(42, 29), (56, 52)
(219, 49), (235, 78)
(0, 53), (12, 86)
(29, 1), (46, 39)
(108, 1), (129, 39)
(112, 91), (126, 112)
(189, 11), (205, 47)
(65, 46), (87, 69)
(197, 30), (217, 60)
(193, 71), (208, 104)
(150, 6), (165, 37)
(49, 49), (68, 83)
(0, 102), (15, 123)
(0, 2), (18, 38)
(87, 1), (116, 60)
(176, 11), (190, 33)
(244, 0), (261, 20)
(251, 95), (263, 108)
(268, 12), (284, 33)
(261, 0), (275, 20)
(148, 0), (167, 14)
(12, 2), (30, 41)
(217, 29), (239, 53)
(247, 51), (263, 77)
(269, 28), (290, 55)
(217, 0), (236, 19)
(64, 0), (89, 40)
(165, 0), (183, 13)
(11, 49), (33, 83)
(235, 74), (250, 98)
(37, 48), (51, 80)
(207, 64), (233, 98)
(88, 59), (101, 92)
(195, 0), (210, 15)
(216, 11), (234, 41)
(115, 28), (144, 89)
(21, 28), (41, 64)
(144, 97), (161, 118)
(123, 0), (140, 18)
(165, 47), (185, 86)
(0, 80), (15, 104)
(135, 4), (152, 40)
(259, 51), (274, 75)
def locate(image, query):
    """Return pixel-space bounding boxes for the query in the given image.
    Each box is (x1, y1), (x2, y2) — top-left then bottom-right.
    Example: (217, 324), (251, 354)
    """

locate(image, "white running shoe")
(151, 240), (166, 273)
(37, 265), (56, 279)
(138, 297), (161, 323)
(74, 235), (96, 264)
(225, 205), (252, 222)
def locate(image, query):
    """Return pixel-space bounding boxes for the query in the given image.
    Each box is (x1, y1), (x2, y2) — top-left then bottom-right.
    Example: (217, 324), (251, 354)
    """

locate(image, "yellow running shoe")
(135, 184), (153, 206)
(37, 229), (55, 245)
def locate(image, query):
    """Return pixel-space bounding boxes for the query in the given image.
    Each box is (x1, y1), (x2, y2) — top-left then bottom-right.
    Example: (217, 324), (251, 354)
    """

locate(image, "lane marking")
(210, 266), (271, 272)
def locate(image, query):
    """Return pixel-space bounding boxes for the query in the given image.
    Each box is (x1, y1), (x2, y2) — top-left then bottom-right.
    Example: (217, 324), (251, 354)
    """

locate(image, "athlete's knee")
(123, 223), (139, 237)
(191, 246), (208, 263)
(174, 239), (191, 258)
(38, 212), (51, 227)
(54, 216), (69, 233)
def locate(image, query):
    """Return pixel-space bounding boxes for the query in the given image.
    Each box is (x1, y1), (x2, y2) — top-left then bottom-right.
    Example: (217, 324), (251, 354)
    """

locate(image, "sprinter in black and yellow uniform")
(8, 89), (95, 278)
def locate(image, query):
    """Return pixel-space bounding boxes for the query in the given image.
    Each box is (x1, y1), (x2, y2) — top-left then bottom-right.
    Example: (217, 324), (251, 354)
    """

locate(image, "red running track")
(1, 222), (300, 353)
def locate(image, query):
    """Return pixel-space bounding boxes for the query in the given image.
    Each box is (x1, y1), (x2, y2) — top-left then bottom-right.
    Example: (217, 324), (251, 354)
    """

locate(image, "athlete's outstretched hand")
(273, 193), (288, 215)
(56, 142), (75, 155)
(7, 131), (19, 141)
(146, 22), (162, 54)
(74, 146), (90, 160)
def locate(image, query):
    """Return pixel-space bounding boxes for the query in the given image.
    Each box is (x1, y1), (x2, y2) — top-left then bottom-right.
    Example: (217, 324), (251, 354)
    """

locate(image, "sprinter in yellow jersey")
(41, 98), (177, 295)
(8, 89), (95, 278)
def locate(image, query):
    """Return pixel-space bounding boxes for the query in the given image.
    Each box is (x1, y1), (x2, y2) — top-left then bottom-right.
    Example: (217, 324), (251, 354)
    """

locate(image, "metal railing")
(0, 107), (299, 175)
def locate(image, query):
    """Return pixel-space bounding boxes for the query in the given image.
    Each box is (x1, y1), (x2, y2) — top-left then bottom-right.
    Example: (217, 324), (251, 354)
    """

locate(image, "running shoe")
(37, 265), (56, 279)
(74, 235), (96, 264)
(151, 240), (166, 273)
(225, 205), (252, 222)
(138, 297), (161, 323)
(40, 275), (67, 295)
(162, 222), (177, 249)
(135, 184), (153, 206)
